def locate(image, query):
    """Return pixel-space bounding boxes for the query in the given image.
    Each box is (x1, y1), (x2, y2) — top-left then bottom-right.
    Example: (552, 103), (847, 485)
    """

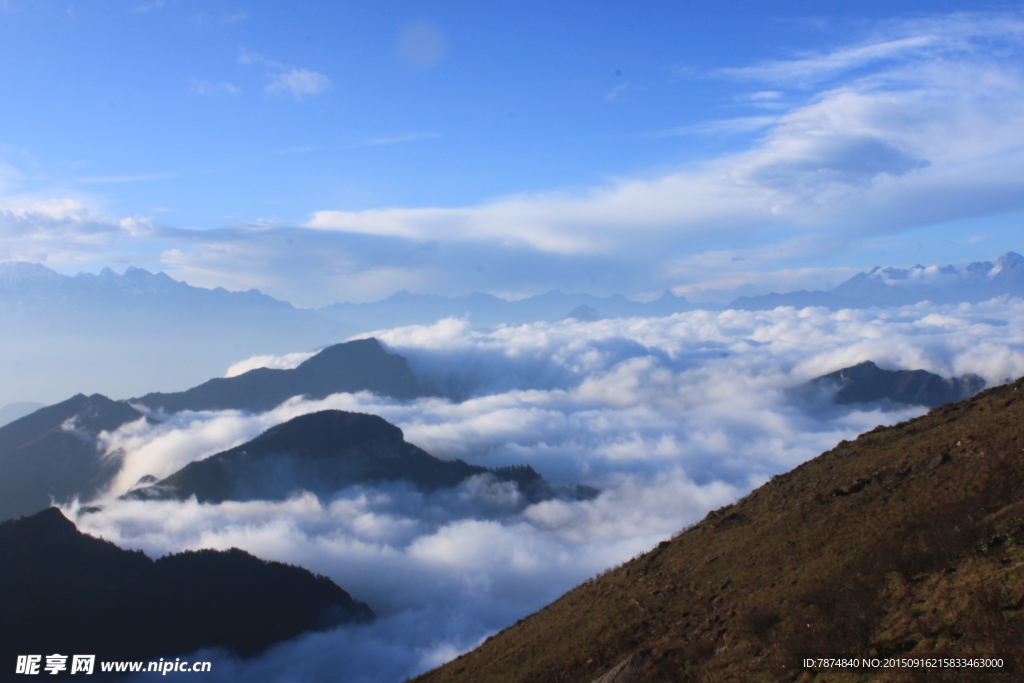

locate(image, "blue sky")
(1, 1), (1024, 305)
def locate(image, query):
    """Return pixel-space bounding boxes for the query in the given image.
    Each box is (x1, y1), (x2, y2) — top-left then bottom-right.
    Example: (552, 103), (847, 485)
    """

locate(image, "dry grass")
(412, 378), (1024, 683)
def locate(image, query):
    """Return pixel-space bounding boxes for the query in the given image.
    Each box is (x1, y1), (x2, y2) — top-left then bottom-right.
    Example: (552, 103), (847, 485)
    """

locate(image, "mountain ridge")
(125, 409), (596, 505)
(133, 337), (433, 412)
(731, 251), (1024, 310)
(0, 339), (438, 521)
(0, 393), (143, 521)
(0, 507), (372, 667)
(806, 360), (986, 408)
(412, 376), (1024, 682)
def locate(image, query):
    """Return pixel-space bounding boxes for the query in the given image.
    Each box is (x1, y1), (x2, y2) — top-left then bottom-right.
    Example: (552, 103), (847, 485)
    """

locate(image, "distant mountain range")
(317, 288), (694, 329)
(2, 253), (1022, 408)
(731, 251), (1024, 310)
(124, 410), (596, 505)
(3, 253), (1021, 334)
(0, 261), (694, 408)
(414, 376), (1024, 683)
(0, 261), (348, 410)
(0, 507), (372, 667)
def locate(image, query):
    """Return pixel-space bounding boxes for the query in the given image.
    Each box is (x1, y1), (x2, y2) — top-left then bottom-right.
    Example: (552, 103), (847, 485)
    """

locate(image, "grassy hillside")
(413, 377), (1024, 682)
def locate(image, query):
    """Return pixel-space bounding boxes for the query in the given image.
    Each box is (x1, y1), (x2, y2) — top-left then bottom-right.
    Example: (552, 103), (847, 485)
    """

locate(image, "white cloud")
(720, 34), (940, 85)
(265, 69), (332, 99)
(130, 0), (164, 14)
(0, 197), (90, 221)
(307, 16), (1024, 261)
(65, 299), (1024, 681)
(223, 351), (317, 377)
(236, 50), (330, 100)
(355, 133), (442, 148)
(237, 49), (282, 69)
(720, 14), (1024, 86)
(4, 13), (1024, 306)
(0, 197), (160, 270)
(652, 115), (779, 136)
(604, 83), (628, 102)
(190, 80), (242, 96)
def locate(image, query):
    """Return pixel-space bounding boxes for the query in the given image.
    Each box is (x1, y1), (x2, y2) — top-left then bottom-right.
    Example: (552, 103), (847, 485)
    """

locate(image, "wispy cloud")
(4, 12), (1024, 307)
(265, 68), (332, 98)
(647, 115), (779, 137)
(354, 133), (442, 148)
(238, 50), (331, 100)
(190, 79), (241, 96)
(307, 13), (1024, 259)
(129, 0), (164, 14)
(237, 48), (282, 69)
(721, 34), (938, 85)
(719, 13), (1024, 87)
(604, 83), (628, 103)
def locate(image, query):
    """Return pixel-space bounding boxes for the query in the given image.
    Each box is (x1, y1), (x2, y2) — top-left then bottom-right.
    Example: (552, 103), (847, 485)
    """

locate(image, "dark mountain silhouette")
(134, 337), (432, 413)
(414, 377), (1024, 683)
(807, 360), (986, 408)
(731, 251), (1024, 310)
(0, 339), (430, 521)
(0, 394), (143, 521)
(0, 507), (372, 670)
(126, 410), (596, 505)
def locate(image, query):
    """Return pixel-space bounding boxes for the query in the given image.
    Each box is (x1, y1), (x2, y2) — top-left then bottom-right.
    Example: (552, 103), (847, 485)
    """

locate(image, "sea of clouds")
(67, 298), (1024, 682)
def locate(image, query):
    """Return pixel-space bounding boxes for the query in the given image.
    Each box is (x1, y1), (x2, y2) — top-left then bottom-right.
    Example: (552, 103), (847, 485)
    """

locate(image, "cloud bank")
(3, 13), (1024, 305)
(67, 297), (1024, 681)
(309, 14), (1024, 255)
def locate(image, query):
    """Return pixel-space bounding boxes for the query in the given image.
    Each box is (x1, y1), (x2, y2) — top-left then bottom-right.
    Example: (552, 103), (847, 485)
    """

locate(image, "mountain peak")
(809, 360), (985, 408)
(134, 337), (429, 414)
(8, 506), (77, 535)
(247, 409), (405, 452)
(994, 251), (1024, 278)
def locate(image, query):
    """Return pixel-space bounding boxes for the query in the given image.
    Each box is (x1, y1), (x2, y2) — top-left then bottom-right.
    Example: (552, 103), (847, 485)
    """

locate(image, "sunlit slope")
(413, 377), (1024, 682)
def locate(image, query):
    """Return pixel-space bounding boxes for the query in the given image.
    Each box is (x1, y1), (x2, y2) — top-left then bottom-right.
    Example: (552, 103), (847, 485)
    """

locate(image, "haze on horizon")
(1, 1), (1023, 307)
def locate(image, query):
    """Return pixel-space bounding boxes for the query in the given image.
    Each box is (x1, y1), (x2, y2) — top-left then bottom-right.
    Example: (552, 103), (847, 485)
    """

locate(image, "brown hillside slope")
(413, 377), (1024, 683)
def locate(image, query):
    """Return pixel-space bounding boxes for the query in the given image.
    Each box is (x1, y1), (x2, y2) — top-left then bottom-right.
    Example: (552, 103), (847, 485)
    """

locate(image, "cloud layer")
(67, 297), (1024, 681)
(309, 14), (1024, 256)
(3, 13), (1024, 305)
